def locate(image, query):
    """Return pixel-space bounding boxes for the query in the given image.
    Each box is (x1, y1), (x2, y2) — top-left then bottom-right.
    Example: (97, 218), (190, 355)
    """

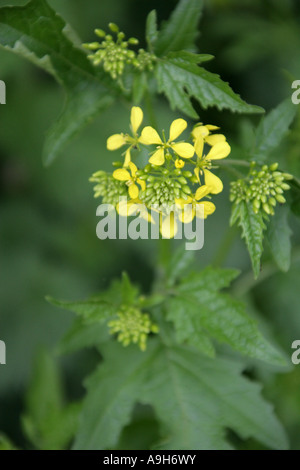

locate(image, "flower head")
(140, 118), (194, 166)
(113, 161), (146, 199)
(107, 106), (144, 166)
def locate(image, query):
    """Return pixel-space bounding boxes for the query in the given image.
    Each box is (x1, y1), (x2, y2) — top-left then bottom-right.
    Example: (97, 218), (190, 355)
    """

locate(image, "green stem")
(217, 159), (251, 167)
(153, 238), (172, 292)
(144, 89), (158, 129)
(211, 225), (238, 267)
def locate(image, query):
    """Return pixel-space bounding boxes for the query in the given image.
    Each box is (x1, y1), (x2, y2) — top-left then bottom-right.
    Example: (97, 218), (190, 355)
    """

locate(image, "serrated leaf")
(0, 0), (115, 164)
(21, 349), (80, 450)
(230, 201), (266, 278)
(154, 0), (204, 56)
(46, 296), (116, 324)
(155, 57), (264, 118)
(253, 99), (297, 161)
(145, 10), (158, 50)
(58, 317), (110, 355)
(266, 205), (292, 272)
(74, 340), (288, 450)
(167, 267), (284, 365)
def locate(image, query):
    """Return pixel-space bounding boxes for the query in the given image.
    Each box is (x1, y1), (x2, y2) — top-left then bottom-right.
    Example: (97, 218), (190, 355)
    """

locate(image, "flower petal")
(113, 168), (131, 181)
(194, 167), (201, 183)
(140, 126), (162, 145)
(169, 118), (187, 141)
(206, 141), (231, 160)
(130, 106), (143, 134)
(160, 212), (178, 239)
(128, 161), (138, 177)
(107, 133), (126, 150)
(203, 169), (223, 194)
(206, 125), (219, 130)
(195, 185), (211, 201)
(137, 178), (146, 191)
(172, 142), (194, 158)
(175, 196), (193, 208)
(194, 135), (204, 158)
(192, 125), (209, 140)
(179, 204), (195, 223)
(149, 148), (165, 165)
(195, 201), (216, 218)
(123, 148), (131, 167)
(129, 183), (139, 199)
(205, 134), (226, 146)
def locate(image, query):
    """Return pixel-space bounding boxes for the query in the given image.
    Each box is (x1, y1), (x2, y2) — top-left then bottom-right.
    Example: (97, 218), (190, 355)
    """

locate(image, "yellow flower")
(193, 134), (231, 194)
(175, 185), (216, 222)
(175, 158), (185, 169)
(113, 161), (146, 199)
(160, 211), (178, 239)
(192, 123), (226, 147)
(140, 118), (194, 166)
(107, 106), (144, 166)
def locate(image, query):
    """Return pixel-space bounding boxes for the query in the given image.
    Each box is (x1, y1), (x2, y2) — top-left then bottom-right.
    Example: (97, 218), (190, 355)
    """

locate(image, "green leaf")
(0, 0), (115, 164)
(0, 434), (18, 450)
(266, 205), (292, 272)
(46, 296), (116, 324)
(74, 340), (288, 450)
(154, 0), (204, 56)
(230, 201), (266, 278)
(155, 56), (264, 118)
(58, 317), (110, 355)
(132, 72), (148, 104)
(253, 99), (297, 161)
(145, 10), (158, 50)
(21, 349), (81, 450)
(167, 267), (284, 365)
(73, 344), (149, 450)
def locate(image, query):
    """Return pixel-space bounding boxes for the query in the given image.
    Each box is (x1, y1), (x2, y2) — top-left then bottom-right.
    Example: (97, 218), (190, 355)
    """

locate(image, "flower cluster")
(90, 106), (231, 237)
(230, 163), (292, 215)
(83, 23), (156, 80)
(108, 306), (159, 351)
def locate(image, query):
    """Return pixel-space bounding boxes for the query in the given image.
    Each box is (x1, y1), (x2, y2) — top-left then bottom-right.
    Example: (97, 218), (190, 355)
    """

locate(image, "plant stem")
(217, 159), (251, 167)
(145, 89), (158, 129)
(212, 225), (238, 267)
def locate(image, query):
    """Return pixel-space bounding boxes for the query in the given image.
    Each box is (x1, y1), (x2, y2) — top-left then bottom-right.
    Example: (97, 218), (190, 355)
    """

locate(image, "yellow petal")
(128, 161), (138, 177)
(195, 201), (215, 218)
(123, 148), (131, 167)
(169, 118), (187, 141)
(140, 126), (162, 145)
(175, 196), (193, 208)
(206, 141), (231, 160)
(160, 212), (178, 239)
(149, 148), (165, 165)
(205, 134), (226, 146)
(107, 133), (126, 150)
(206, 125), (220, 130)
(171, 142), (194, 158)
(113, 168), (130, 181)
(175, 158), (185, 169)
(129, 183), (139, 199)
(179, 204), (195, 223)
(137, 178), (146, 191)
(194, 167), (201, 183)
(130, 106), (143, 134)
(192, 125), (209, 140)
(195, 185), (211, 201)
(203, 169), (223, 194)
(194, 135), (204, 158)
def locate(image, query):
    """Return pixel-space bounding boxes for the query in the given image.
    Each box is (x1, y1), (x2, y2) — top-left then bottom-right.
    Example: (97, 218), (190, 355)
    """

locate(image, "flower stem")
(212, 225), (238, 267)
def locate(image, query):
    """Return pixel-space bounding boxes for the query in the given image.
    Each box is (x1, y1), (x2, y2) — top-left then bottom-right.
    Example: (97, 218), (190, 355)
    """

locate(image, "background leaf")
(266, 205), (292, 272)
(0, 0), (115, 164)
(154, 0), (204, 56)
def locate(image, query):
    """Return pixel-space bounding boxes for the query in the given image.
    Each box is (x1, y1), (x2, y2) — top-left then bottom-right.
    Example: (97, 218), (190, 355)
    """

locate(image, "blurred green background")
(0, 0), (300, 449)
